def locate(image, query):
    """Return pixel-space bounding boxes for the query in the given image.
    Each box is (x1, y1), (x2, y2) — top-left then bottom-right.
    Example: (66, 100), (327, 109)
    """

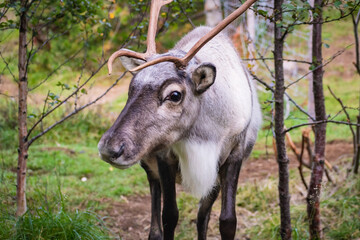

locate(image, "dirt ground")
(99, 141), (353, 240)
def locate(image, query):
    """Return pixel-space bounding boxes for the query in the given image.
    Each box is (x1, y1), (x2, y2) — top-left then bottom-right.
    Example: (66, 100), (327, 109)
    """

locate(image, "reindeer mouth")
(100, 155), (139, 169)
(97, 148), (137, 169)
(109, 159), (138, 169)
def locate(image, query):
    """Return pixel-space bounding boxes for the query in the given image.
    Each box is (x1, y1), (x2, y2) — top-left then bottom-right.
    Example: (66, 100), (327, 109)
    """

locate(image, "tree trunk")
(306, 0), (326, 238)
(204, 0), (223, 27)
(274, 0), (292, 239)
(308, 0), (315, 122)
(352, 9), (360, 174)
(16, 0), (29, 217)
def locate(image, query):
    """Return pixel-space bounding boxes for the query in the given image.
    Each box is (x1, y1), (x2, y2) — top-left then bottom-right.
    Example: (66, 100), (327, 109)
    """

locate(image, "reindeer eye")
(167, 91), (182, 102)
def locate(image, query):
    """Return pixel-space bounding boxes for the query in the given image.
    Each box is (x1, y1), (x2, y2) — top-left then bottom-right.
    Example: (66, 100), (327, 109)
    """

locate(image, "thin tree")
(351, 7), (360, 174)
(7, 0), (123, 216)
(16, 0), (29, 217)
(306, 0), (327, 238)
(274, 0), (292, 239)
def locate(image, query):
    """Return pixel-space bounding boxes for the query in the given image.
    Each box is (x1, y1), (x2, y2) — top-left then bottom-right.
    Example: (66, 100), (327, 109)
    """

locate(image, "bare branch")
(0, 92), (15, 98)
(242, 57), (312, 65)
(284, 120), (360, 133)
(26, 60), (108, 140)
(27, 26), (73, 65)
(287, 2), (360, 27)
(299, 134), (308, 189)
(250, 71), (316, 121)
(29, 47), (84, 91)
(0, 51), (17, 82)
(328, 86), (357, 153)
(177, 0), (196, 28)
(286, 44), (353, 89)
(27, 71), (127, 147)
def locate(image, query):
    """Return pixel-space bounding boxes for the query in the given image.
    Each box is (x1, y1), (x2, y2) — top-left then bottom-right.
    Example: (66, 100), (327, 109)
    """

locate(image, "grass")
(0, 173), (112, 240)
(235, 159), (360, 240)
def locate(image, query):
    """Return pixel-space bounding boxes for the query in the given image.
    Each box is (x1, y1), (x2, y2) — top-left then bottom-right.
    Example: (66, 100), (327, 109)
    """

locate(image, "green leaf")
(257, 9), (268, 16)
(334, 0), (342, 8)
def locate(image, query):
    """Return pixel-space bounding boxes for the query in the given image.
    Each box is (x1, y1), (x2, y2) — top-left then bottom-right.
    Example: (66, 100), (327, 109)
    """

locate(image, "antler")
(108, 0), (173, 74)
(131, 0), (258, 72)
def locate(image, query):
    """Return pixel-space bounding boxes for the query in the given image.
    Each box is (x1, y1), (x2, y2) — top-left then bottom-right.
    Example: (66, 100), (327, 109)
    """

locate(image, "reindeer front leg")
(197, 184), (220, 240)
(157, 155), (178, 240)
(219, 156), (243, 240)
(141, 162), (163, 240)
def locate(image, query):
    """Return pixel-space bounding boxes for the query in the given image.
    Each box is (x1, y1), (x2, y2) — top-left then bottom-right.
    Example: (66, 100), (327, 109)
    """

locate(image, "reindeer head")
(98, 0), (257, 168)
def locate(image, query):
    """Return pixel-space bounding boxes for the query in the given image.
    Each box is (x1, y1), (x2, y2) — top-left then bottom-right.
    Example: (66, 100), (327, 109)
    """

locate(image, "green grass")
(0, 174), (113, 240)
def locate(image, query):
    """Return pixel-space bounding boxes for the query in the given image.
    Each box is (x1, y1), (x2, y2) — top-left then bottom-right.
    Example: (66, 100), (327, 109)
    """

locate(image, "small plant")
(11, 207), (111, 240)
(0, 175), (113, 240)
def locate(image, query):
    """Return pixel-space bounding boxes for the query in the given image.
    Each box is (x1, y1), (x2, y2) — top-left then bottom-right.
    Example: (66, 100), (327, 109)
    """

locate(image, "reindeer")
(98, 0), (261, 239)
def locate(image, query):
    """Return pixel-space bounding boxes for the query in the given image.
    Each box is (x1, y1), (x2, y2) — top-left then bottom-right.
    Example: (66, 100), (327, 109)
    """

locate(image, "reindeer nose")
(99, 142), (125, 161)
(113, 143), (125, 158)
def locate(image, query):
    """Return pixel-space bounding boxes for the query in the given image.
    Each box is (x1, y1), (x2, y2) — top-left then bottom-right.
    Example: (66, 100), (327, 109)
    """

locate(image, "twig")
(324, 168), (333, 184)
(299, 134), (308, 189)
(0, 92), (15, 98)
(285, 130), (311, 168)
(242, 57), (312, 65)
(27, 71), (127, 147)
(250, 72), (316, 122)
(284, 119), (360, 133)
(287, 1), (360, 27)
(29, 47), (84, 91)
(286, 44), (354, 89)
(26, 60), (108, 140)
(0, 51), (17, 82)
(303, 128), (314, 166)
(177, 0), (196, 28)
(328, 86), (357, 154)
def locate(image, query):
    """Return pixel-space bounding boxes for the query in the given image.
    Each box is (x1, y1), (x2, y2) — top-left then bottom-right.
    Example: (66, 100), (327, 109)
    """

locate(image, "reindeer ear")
(191, 63), (216, 94)
(120, 56), (146, 74)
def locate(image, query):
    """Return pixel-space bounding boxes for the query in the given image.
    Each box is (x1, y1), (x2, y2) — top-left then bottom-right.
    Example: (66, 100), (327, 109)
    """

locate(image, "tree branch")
(284, 120), (360, 133)
(26, 60), (108, 140)
(328, 86), (357, 153)
(27, 71), (127, 147)
(242, 57), (312, 65)
(0, 51), (17, 82)
(286, 44), (353, 89)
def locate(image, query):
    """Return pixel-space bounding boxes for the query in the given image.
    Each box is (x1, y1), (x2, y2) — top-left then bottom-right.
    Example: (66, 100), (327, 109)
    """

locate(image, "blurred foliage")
(0, 0), (203, 88)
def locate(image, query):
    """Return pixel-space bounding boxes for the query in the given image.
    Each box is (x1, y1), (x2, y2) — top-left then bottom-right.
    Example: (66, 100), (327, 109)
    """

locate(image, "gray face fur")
(98, 52), (216, 169)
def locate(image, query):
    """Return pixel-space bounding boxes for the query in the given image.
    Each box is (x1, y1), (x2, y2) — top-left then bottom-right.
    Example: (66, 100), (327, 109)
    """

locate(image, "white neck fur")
(172, 140), (220, 199)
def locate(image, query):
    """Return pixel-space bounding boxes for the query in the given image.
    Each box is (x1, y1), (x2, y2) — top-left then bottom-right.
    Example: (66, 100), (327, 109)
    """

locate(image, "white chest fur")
(172, 140), (220, 199)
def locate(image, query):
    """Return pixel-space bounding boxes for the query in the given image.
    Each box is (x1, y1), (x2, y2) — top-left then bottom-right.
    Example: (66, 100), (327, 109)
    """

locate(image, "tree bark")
(308, 0), (315, 122)
(274, 0), (292, 239)
(306, 0), (326, 238)
(352, 9), (360, 174)
(16, 0), (29, 217)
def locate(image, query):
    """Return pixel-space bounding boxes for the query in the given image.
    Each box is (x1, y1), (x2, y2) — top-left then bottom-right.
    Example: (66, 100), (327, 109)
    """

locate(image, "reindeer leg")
(157, 156), (178, 240)
(141, 162), (163, 240)
(219, 157), (243, 240)
(197, 184), (220, 240)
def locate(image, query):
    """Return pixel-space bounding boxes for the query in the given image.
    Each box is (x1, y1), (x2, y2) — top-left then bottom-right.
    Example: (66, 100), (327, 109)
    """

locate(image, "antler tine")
(145, 0), (174, 56)
(131, 0), (258, 72)
(108, 0), (173, 74)
(108, 49), (147, 74)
